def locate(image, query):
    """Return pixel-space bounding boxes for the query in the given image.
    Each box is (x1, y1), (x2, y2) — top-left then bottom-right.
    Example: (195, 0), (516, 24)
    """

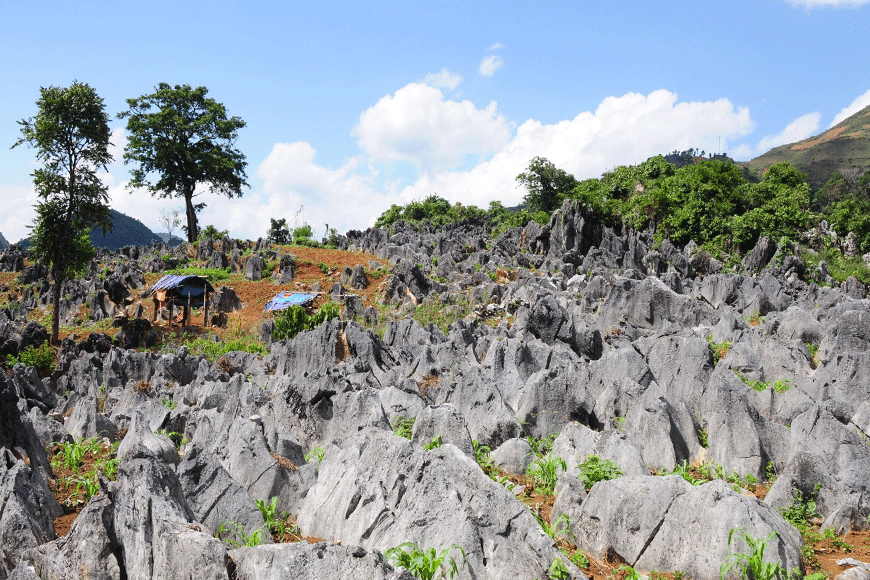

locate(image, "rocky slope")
(2, 200), (870, 580)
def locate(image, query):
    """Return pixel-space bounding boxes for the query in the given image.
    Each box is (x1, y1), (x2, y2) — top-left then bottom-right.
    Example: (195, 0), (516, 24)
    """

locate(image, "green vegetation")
(256, 497), (297, 539)
(547, 557), (572, 580)
(424, 435), (443, 451)
(516, 156), (578, 214)
(411, 295), (472, 335)
(375, 195), (549, 237)
(392, 416), (416, 440)
(14, 81), (114, 344)
(734, 372), (791, 394)
(573, 157), (810, 255)
(780, 484), (821, 532)
(708, 336), (731, 365)
(720, 528), (787, 580)
(215, 521), (265, 548)
(154, 429), (186, 448)
(304, 447), (325, 464)
(577, 455), (623, 490)
(526, 453), (567, 495)
(802, 244), (870, 286)
(384, 542), (465, 580)
(526, 433), (558, 456)
(165, 265), (233, 282)
(5, 342), (56, 373)
(472, 440), (495, 475)
(272, 302), (341, 341)
(48, 437), (120, 508)
(119, 83), (248, 243)
(267, 218), (290, 244)
(185, 335), (268, 363)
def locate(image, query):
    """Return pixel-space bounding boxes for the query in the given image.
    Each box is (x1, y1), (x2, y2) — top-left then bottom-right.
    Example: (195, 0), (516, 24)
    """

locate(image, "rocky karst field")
(2, 200), (870, 580)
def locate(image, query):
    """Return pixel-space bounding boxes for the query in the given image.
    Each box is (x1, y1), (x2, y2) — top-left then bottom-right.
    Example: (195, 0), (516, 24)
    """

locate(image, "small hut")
(147, 274), (215, 327)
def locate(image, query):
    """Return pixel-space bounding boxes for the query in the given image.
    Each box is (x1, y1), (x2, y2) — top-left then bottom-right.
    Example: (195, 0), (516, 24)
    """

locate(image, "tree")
(516, 157), (578, 214)
(12, 81), (113, 344)
(118, 83), (248, 243)
(158, 208), (182, 245)
(268, 218), (290, 244)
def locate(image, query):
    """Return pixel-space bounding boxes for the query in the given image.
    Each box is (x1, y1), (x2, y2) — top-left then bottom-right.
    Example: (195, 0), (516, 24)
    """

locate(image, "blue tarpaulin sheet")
(264, 292), (319, 312)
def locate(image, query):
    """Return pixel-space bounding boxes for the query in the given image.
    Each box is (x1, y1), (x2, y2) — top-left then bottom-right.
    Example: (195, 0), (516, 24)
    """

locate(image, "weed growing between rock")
(384, 542), (465, 580)
(48, 437), (119, 512)
(719, 528), (787, 580)
(577, 455), (623, 491)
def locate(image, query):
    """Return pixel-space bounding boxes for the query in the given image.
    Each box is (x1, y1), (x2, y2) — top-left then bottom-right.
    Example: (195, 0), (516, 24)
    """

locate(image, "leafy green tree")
(118, 83), (248, 243)
(12, 81), (113, 344)
(268, 218), (290, 244)
(516, 157), (578, 214)
(729, 162), (811, 251)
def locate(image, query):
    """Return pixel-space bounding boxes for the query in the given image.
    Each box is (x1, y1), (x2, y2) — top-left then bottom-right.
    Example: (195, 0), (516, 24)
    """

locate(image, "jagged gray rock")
(229, 543), (413, 580)
(297, 429), (582, 580)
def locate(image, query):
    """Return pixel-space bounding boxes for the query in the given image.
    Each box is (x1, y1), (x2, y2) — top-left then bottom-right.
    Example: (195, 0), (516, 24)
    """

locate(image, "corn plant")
(384, 542), (465, 580)
(719, 528), (786, 580)
(472, 440), (494, 474)
(256, 497), (289, 537)
(526, 453), (567, 495)
(577, 455), (623, 490)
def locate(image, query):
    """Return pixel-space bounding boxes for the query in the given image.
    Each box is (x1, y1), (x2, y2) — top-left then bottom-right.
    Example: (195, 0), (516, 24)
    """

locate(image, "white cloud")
(784, 0), (870, 7)
(107, 126), (127, 165)
(830, 88), (870, 127)
(395, 89), (755, 209)
(354, 83), (512, 170)
(424, 68), (462, 90)
(732, 111), (821, 160)
(479, 55), (504, 77)
(488, 42), (504, 51)
(0, 185), (37, 244)
(232, 141), (391, 239)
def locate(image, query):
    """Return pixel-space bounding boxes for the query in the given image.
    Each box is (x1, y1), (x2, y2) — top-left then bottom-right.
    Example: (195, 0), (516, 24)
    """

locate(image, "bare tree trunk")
(185, 191), (198, 243)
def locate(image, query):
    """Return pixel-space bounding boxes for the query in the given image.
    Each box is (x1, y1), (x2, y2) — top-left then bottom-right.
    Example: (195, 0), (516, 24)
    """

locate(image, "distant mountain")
(746, 104), (870, 189)
(155, 232), (185, 246)
(0, 232), (8, 250)
(16, 209), (163, 250)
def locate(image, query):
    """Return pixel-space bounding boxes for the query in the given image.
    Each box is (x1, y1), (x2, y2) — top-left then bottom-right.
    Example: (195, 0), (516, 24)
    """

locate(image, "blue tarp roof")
(264, 292), (319, 312)
(149, 274), (215, 297)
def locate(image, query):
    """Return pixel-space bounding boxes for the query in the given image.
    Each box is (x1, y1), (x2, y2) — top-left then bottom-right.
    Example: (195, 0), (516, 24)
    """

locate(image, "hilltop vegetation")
(747, 103), (870, 189)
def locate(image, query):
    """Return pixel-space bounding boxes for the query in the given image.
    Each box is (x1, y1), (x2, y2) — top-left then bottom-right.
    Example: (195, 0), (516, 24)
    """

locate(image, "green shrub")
(272, 302), (341, 341)
(384, 542), (465, 580)
(5, 342), (56, 373)
(185, 336), (268, 363)
(165, 265), (232, 282)
(780, 483), (821, 531)
(708, 336), (731, 365)
(577, 455), (623, 490)
(392, 416), (415, 440)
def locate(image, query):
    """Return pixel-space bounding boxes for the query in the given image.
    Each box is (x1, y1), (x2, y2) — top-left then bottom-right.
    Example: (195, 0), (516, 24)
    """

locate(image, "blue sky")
(2, 0), (869, 242)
